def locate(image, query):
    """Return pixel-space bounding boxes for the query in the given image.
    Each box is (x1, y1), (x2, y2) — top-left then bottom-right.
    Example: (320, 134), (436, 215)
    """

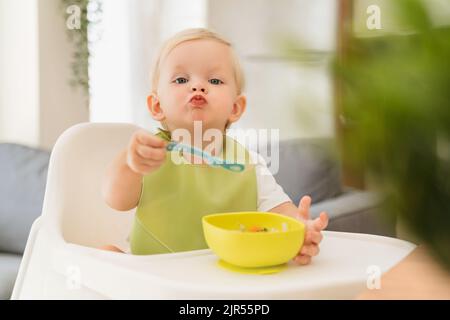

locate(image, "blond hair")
(150, 28), (245, 95)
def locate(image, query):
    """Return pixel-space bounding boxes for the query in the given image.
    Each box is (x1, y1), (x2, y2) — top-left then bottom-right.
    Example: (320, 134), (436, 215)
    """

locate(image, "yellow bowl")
(202, 211), (305, 268)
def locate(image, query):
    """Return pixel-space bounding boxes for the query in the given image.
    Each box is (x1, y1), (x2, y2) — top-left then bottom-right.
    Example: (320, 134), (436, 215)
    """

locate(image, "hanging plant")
(60, 0), (102, 98)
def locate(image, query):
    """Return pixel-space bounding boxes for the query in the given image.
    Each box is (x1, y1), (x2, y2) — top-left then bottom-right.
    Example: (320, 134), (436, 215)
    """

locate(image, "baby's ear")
(228, 95), (247, 124)
(147, 93), (165, 121)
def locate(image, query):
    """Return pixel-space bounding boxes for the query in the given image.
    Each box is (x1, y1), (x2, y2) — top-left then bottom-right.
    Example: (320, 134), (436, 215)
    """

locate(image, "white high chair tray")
(14, 225), (416, 299)
(103, 231), (415, 299)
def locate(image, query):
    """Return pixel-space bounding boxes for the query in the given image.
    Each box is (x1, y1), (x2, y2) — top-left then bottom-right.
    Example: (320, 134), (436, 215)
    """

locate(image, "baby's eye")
(209, 78), (223, 85)
(173, 77), (188, 84)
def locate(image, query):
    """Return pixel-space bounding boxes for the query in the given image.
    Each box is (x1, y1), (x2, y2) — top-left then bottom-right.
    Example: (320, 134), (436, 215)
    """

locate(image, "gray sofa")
(270, 138), (394, 236)
(0, 138), (394, 300)
(0, 143), (50, 300)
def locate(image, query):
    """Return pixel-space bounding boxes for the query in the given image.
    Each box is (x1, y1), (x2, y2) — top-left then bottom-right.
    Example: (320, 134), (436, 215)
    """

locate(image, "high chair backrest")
(42, 123), (140, 249)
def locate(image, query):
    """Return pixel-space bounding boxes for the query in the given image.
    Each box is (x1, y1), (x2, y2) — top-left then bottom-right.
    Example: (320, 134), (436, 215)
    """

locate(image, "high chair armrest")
(310, 190), (395, 237)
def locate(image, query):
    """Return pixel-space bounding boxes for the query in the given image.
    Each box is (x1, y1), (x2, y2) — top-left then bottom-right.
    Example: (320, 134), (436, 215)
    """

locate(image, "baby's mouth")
(189, 94), (207, 107)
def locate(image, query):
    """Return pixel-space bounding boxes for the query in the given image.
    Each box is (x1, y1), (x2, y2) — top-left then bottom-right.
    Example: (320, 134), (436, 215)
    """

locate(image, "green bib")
(130, 129), (258, 255)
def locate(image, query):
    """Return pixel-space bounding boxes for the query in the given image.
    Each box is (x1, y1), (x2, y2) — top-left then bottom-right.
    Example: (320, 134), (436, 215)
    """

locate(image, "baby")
(101, 28), (328, 265)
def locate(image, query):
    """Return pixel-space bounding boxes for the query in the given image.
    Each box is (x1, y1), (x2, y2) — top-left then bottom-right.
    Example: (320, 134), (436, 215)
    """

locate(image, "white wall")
(88, 0), (133, 123)
(159, 0), (207, 41)
(0, 0), (89, 149)
(208, 0), (337, 140)
(0, 0), (40, 147)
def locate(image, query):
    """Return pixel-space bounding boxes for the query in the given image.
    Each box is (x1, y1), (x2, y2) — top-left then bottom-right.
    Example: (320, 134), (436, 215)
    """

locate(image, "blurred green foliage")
(335, 0), (450, 269)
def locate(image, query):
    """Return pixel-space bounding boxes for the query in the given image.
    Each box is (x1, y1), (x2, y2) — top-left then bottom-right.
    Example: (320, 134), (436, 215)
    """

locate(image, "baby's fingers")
(306, 230), (323, 245)
(320, 212), (329, 229)
(136, 144), (166, 161)
(135, 130), (167, 148)
(311, 212), (329, 231)
(300, 244), (320, 257)
(294, 255), (311, 265)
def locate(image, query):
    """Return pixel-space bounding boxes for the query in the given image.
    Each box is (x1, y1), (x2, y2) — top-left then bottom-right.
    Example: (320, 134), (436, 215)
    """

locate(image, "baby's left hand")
(293, 196), (329, 265)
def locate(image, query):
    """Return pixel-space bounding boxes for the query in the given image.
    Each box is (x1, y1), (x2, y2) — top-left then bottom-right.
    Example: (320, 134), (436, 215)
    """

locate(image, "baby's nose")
(191, 86), (207, 94)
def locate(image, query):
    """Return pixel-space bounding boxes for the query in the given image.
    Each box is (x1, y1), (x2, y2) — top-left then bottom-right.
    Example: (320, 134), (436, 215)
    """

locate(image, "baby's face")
(148, 39), (246, 133)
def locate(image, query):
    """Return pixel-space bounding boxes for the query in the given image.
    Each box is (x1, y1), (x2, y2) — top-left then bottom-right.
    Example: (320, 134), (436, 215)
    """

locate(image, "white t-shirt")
(248, 150), (292, 212)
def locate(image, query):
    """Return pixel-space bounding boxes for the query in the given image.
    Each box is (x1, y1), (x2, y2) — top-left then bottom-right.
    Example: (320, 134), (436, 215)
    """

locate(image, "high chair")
(12, 123), (416, 299)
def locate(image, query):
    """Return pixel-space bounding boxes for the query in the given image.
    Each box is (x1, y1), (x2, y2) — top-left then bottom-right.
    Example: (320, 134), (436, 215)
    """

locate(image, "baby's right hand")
(126, 129), (168, 175)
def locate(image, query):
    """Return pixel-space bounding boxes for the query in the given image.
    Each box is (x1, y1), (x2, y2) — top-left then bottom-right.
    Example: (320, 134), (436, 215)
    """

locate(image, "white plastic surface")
(12, 123), (416, 299)
(14, 224), (415, 299)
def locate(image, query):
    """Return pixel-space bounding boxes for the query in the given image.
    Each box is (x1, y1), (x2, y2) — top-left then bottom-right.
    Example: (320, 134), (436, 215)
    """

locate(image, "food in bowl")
(202, 211), (305, 268)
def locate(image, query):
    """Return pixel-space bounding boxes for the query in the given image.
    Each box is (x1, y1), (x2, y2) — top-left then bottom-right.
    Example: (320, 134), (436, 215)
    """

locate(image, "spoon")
(166, 141), (245, 172)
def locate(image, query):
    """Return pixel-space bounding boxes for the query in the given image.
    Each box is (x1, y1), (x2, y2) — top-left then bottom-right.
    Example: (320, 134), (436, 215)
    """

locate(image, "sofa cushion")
(271, 138), (342, 206)
(0, 253), (22, 299)
(0, 143), (50, 254)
